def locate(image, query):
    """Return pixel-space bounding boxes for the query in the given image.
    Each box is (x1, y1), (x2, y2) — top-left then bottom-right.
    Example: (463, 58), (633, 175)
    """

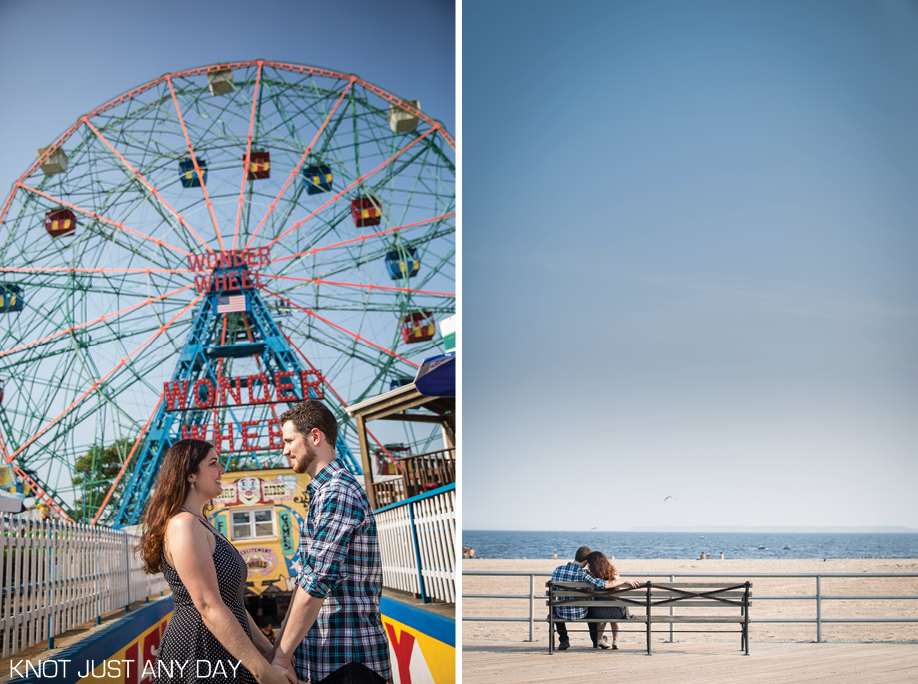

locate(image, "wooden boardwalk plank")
(462, 641), (918, 684)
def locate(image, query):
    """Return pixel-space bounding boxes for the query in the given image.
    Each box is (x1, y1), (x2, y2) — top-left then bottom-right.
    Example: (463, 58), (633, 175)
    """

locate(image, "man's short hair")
(279, 399), (338, 448)
(574, 546), (592, 562)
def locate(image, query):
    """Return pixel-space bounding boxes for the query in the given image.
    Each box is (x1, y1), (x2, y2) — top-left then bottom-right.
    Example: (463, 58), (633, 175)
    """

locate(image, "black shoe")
(557, 640), (570, 650)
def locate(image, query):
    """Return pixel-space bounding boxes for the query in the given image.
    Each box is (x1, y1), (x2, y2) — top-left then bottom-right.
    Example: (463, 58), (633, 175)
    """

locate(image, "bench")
(546, 580), (752, 655)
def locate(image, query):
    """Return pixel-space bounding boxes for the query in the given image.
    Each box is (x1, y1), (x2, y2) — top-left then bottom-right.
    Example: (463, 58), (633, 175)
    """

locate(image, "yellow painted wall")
(208, 468), (311, 594)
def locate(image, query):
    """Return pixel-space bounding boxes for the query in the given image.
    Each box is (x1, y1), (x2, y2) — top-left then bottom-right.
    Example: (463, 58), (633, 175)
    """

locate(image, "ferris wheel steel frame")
(0, 60), (455, 525)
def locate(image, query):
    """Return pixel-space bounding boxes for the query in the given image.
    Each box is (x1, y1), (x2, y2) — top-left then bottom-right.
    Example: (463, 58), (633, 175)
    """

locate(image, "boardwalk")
(462, 640), (918, 684)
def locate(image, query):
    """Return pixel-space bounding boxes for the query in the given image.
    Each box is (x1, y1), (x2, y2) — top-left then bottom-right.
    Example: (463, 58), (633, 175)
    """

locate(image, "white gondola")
(37, 146), (68, 175)
(389, 99), (420, 133)
(208, 69), (235, 96)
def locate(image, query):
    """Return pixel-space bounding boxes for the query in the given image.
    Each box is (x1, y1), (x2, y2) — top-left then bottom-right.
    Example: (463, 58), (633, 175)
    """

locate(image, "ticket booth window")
(231, 507), (276, 540)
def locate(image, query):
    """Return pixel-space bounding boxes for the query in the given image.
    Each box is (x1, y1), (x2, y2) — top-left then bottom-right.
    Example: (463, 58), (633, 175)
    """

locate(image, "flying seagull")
(590, 526), (598, 530)
(664, 496), (677, 502)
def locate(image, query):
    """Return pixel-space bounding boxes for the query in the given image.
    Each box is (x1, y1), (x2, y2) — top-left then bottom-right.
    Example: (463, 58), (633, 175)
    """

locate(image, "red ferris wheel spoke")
(280, 330), (405, 460)
(90, 394), (163, 526)
(261, 127), (438, 250)
(258, 273), (454, 298)
(18, 184), (193, 257)
(269, 212), (455, 263)
(245, 79), (355, 249)
(167, 76), (225, 252)
(233, 61), (264, 250)
(0, 283), (196, 361)
(6, 294), (204, 462)
(259, 286), (419, 369)
(82, 118), (214, 253)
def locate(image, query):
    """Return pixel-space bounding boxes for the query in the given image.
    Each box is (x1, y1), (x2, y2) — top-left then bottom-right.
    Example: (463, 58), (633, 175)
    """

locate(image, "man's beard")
(293, 441), (318, 473)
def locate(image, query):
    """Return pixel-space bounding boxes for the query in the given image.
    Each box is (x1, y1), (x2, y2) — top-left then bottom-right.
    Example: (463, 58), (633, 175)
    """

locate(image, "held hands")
(260, 663), (298, 684)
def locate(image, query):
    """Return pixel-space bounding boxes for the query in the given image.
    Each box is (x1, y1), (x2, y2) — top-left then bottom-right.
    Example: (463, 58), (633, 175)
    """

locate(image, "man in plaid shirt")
(271, 400), (392, 684)
(551, 546), (639, 650)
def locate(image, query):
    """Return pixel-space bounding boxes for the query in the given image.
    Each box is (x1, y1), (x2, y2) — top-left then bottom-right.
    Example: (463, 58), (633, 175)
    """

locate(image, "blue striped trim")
(373, 483), (455, 514)
(10, 597), (173, 684)
(381, 596), (454, 647)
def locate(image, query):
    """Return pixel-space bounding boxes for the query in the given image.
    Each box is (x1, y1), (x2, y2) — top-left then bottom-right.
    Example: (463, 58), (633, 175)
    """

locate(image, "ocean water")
(462, 530), (918, 560)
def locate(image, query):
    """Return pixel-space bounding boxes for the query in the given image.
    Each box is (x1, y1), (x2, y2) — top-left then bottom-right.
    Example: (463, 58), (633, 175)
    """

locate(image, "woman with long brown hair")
(585, 551), (634, 650)
(138, 439), (295, 684)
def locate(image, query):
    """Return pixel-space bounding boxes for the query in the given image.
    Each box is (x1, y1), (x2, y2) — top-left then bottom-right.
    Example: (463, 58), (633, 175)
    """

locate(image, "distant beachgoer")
(553, 552), (558, 559)
(706, 553), (710, 560)
(469, 548), (476, 558)
(699, 552), (705, 560)
(585, 551), (636, 650)
(720, 552), (724, 560)
(462, 546), (470, 559)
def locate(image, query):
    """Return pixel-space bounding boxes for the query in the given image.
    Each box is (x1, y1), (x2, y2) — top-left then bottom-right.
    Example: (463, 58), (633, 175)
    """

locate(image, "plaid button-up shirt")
(551, 562), (606, 620)
(294, 460), (392, 683)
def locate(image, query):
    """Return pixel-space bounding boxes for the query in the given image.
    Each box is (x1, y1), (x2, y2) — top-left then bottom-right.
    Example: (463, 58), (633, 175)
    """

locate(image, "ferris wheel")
(0, 60), (455, 525)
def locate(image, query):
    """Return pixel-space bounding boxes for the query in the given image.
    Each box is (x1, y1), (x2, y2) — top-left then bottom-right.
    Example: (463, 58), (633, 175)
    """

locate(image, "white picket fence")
(375, 484), (455, 604)
(0, 515), (168, 658)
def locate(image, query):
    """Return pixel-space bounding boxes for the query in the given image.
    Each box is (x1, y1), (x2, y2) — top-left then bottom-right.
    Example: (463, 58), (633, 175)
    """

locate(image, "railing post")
(407, 501), (427, 603)
(645, 581), (652, 655)
(669, 574), (675, 643)
(529, 574), (534, 642)
(95, 527), (101, 625)
(47, 521), (54, 650)
(816, 575), (822, 643)
(124, 531), (131, 611)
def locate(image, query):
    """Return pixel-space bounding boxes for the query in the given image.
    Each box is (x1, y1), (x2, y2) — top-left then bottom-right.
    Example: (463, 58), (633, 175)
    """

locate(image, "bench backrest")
(547, 581), (751, 611)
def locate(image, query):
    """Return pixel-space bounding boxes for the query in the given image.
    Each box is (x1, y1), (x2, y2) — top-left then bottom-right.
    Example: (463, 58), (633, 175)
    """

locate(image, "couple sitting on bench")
(551, 545), (640, 650)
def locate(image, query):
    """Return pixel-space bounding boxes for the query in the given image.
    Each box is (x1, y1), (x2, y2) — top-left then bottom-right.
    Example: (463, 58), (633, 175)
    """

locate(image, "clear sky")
(0, 0), (454, 182)
(462, 0), (918, 530)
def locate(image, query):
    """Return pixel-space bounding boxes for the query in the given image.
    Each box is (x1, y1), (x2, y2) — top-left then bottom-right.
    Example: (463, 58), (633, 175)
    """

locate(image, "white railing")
(462, 570), (918, 643)
(375, 484), (455, 604)
(1, 515), (169, 658)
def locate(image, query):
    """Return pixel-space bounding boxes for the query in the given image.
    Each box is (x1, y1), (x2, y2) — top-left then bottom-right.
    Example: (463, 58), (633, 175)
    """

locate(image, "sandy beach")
(462, 558), (918, 644)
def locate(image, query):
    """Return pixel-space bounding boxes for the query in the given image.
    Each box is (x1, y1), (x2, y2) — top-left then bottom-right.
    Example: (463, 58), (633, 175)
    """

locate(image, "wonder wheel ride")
(0, 61), (455, 526)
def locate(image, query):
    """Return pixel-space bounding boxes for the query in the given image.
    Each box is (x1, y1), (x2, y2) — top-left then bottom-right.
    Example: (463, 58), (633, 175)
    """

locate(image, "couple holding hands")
(138, 399), (391, 684)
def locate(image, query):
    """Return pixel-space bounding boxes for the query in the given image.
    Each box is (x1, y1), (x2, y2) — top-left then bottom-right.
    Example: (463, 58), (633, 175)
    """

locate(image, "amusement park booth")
(346, 352), (455, 510)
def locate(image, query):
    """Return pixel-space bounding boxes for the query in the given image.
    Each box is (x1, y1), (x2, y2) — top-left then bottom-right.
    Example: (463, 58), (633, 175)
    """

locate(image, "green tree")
(71, 437), (136, 523)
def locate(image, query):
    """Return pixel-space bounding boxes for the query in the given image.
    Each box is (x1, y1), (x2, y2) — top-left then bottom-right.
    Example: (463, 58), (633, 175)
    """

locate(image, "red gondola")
(244, 151), (270, 180)
(400, 311), (437, 344)
(351, 196), (382, 227)
(44, 209), (76, 238)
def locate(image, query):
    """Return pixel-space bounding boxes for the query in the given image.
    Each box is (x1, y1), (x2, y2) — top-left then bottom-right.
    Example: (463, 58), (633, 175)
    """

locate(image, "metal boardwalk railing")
(463, 570), (918, 642)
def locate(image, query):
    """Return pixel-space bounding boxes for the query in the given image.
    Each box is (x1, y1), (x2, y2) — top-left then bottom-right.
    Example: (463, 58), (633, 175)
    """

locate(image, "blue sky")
(463, 0), (918, 530)
(0, 0), (454, 182)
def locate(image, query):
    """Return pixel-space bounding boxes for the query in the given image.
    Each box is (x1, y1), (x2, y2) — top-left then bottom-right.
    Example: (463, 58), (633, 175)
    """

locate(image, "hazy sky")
(0, 0), (454, 183)
(463, 0), (918, 530)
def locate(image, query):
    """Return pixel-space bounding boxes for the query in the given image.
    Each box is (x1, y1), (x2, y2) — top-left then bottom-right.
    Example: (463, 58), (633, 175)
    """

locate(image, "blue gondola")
(0, 284), (24, 313)
(388, 377), (413, 392)
(179, 158), (208, 188)
(302, 163), (332, 195)
(385, 246), (420, 279)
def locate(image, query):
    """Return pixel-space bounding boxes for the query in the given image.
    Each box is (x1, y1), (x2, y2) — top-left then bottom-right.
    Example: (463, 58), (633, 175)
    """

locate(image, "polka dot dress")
(156, 520), (258, 684)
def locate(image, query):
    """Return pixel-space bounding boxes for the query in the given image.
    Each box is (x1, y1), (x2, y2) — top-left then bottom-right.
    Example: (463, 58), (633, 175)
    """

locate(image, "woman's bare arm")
(166, 515), (295, 684)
